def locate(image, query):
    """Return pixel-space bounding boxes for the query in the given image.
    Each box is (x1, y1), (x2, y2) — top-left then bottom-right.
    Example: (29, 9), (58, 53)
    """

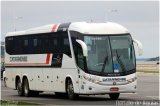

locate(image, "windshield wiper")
(115, 50), (126, 73)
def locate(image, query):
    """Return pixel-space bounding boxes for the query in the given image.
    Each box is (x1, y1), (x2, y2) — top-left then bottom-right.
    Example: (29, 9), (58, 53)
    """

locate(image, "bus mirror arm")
(76, 40), (88, 57)
(133, 39), (143, 56)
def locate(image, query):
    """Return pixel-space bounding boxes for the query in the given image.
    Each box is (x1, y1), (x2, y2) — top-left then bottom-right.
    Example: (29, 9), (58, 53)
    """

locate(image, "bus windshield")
(109, 36), (136, 74)
(70, 31), (136, 76)
(84, 36), (113, 75)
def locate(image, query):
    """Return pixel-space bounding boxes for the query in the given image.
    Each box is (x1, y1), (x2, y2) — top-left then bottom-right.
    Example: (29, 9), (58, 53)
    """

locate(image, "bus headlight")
(94, 80), (102, 84)
(83, 74), (91, 81)
(127, 79), (133, 83)
(83, 74), (102, 84)
(127, 77), (137, 83)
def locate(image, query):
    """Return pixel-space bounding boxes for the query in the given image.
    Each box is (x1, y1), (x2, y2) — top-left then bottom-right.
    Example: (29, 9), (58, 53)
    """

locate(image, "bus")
(5, 22), (143, 100)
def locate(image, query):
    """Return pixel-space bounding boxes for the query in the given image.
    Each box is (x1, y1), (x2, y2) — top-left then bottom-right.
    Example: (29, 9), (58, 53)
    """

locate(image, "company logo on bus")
(113, 82), (116, 85)
(102, 78), (126, 82)
(10, 56), (28, 62)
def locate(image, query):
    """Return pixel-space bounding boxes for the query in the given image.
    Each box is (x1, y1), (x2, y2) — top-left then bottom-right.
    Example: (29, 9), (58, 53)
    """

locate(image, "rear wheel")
(23, 78), (39, 97)
(66, 79), (78, 100)
(17, 79), (23, 96)
(109, 93), (120, 100)
(23, 78), (31, 97)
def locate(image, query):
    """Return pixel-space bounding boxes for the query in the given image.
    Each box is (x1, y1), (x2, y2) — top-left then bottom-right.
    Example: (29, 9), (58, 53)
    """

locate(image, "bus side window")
(77, 43), (85, 70)
(51, 53), (63, 67)
(63, 38), (71, 57)
(23, 37), (29, 54)
(62, 32), (71, 58)
(71, 35), (85, 70)
(33, 39), (38, 47)
(5, 37), (14, 55)
(70, 31), (85, 69)
(71, 37), (78, 58)
(50, 33), (62, 67)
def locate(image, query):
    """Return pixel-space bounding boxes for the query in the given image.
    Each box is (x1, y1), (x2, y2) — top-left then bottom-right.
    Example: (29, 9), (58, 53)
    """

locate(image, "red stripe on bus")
(49, 23), (59, 64)
(46, 53), (50, 64)
(51, 24), (58, 32)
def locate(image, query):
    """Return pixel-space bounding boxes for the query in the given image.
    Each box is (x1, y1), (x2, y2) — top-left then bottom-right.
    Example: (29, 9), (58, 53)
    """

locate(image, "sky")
(1, 1), (159, 58)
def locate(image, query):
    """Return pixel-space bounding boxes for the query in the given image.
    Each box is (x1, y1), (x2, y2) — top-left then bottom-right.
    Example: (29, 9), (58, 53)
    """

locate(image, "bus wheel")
(23, 78), (31, 97)
(109, 93), (120, 100)
(17, 79), (23, 96)
(66, 79), (78, 100)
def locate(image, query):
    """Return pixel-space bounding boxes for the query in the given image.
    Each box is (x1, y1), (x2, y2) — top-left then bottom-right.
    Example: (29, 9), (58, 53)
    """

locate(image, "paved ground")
(137, 64), (159, 71)
(1, 73), (159, 106)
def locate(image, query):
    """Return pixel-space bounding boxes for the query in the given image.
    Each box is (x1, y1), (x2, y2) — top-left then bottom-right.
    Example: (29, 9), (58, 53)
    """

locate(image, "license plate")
(110, 87), (119, 91)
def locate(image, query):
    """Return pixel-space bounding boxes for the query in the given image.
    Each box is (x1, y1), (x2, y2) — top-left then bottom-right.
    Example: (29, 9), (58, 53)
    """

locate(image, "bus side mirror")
(76, 40), (88, 57)
(133, 39), (143, 56)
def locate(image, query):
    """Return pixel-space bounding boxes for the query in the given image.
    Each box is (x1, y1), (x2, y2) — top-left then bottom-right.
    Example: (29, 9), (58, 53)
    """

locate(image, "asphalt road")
(1, 73), (159, 106)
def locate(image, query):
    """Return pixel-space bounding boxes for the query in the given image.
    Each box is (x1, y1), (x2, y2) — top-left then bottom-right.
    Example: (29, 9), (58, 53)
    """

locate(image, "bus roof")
(69, 22), (129, 34)
(5, 22), (129, 37)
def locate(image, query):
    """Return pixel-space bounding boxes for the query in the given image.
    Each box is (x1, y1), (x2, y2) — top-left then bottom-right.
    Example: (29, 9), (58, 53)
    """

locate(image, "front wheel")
(109, 93), (120, 100)
(66, 79), (78, 100)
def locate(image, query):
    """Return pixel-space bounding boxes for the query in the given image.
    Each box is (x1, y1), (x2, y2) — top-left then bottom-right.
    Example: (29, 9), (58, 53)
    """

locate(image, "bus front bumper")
(80, 80), (137, 95)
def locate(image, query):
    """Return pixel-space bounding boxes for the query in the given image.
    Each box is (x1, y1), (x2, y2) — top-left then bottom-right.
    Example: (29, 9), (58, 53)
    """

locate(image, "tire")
(17, 79), (23, 96)
(109, 93), (120, 100)
(66, 79), (79, 100)
(23, 78), (31, 97)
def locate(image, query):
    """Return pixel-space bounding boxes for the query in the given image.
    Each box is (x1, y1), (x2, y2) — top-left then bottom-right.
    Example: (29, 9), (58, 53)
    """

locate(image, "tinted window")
(5, 32), (71, 58)
(70, 31), (85, 70)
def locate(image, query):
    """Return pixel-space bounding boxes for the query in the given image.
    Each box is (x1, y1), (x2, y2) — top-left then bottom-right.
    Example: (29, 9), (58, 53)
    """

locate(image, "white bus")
(5, 22), (143, 100)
